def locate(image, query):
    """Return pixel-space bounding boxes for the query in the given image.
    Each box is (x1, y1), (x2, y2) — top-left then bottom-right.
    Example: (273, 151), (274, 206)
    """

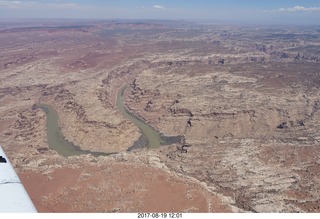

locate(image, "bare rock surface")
(1, 20), (320, 212)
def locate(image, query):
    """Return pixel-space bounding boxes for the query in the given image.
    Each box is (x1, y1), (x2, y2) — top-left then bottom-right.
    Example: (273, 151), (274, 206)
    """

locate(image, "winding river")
(37, 86), (182, 157)
(37, 104), (113, 157)
(37, 103), (83, 157)
(117, 86), (182, 150)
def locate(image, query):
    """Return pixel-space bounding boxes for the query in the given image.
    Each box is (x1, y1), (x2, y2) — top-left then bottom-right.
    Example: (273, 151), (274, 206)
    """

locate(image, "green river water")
(117, 87), (182, 151)
(37, 103), (112, 157)
(37, 86), (182, 157)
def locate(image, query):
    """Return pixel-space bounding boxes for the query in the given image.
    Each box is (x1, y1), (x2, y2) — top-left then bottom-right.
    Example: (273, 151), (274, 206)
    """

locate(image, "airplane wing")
(0, 146), (37, 213)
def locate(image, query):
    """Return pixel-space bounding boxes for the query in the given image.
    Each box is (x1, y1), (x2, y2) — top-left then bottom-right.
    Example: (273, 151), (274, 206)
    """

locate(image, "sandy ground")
(18, 159), (231, 213)
(1, 20), (320, 213)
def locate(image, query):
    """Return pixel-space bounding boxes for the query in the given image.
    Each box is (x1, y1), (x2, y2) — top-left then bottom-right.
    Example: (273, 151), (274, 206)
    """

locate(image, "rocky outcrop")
(2, 20), (320, 213)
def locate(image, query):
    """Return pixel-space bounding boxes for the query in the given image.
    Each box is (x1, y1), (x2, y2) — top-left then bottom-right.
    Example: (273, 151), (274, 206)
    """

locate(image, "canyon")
(0, 20), (320, 212)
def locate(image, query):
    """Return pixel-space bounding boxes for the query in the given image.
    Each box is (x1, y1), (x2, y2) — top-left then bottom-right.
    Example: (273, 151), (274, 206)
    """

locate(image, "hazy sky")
(1, 0), (320, 25)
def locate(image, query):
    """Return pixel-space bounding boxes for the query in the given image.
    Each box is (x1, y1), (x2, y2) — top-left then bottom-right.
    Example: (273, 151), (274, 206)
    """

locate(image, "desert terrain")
(0, 19), (320, 212)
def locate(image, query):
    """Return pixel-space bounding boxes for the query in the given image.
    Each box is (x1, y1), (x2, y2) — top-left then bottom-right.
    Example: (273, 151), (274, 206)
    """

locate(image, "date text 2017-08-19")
(137, 213), (183, 218)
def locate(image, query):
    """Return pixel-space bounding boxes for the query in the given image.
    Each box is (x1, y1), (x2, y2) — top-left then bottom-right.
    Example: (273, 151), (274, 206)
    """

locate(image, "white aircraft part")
(0, 146), (37, 213)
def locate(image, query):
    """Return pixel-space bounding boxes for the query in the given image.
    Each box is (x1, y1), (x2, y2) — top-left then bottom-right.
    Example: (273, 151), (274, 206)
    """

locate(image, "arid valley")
(1, 19), (320, 213)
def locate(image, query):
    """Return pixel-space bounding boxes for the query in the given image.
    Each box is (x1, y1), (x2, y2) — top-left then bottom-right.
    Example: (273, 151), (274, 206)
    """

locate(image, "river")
(117, 86), (182, 150)
(37, 104), (114, 157)
(37, 86), (182, 157)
